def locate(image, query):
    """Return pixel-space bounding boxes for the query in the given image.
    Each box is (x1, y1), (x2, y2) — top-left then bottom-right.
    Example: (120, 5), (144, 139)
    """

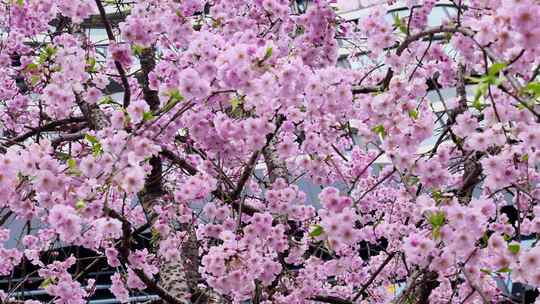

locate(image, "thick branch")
(76, 95), (111, 130)
(138, 48), (163, 203)
(51, 132), (85, 147)
(106, 208), (187, 304)
(8, 117), (85, 144)
(262, 138), (288, 183)
(160, 149), (198, 176)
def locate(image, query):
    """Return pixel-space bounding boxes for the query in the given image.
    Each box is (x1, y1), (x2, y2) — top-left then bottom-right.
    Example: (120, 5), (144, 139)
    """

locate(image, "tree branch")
(94, 0), (131, 108)
(352, 252), (397, 301)
(7, 117), (85, 144)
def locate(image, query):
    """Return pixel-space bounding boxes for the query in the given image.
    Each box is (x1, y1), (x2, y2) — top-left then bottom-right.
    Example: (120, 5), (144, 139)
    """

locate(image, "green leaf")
(38, 46), (57, 64)
(432, 226), (441, 239)
(309, 225), (324, 238)
(143, 111), (155, 121)
(258, 46), (273, 64)
(85, 134), (103, 156)
(16, 0), (24, 7)
(86, 57), (97, 72)
(256, 46), (274, 66)
(45, 45), (56, 56)
(38, 54), (47, 65)
(404, 174), (419, 186)
(471, 99), (483, 111)
(508, 243), (520, 254)
(212, 18), (222, 28)
(428, 211), (445, 228)
(231, 97), (242, 111)
(517, 101), (534, 111)
(92, 145), (103, 156)
(432, 190), (442, 204)
(25, 63), (38, 72)
(67, 158), (77, 171)
(372, 125), (386, 138)
(39, 277), (55, 289)
(525, 81), (540, 97)
(466, 76), (482, 84)
(392, 13), (407, 34)
(67, 158), (81, 176)
(480, 268), (492, 275)
(132, 44), (144, 56)
(161, 90), (184, 113)
(485, 75), (499, 85)
(30, 75), (40, 86)
(84, 134), (99, 145)
(161, 99), (180, 114)
(474, 82), (488, 103)
(264, 46), (273, 59)
(75, 199), (86, 211)
(99, 96), (114, 105)
(408, 109), (419, 120)
(497, 266), (511, 273)
(468, 63), (506, 109)
(169, 89), (184, 101)
(488, 62), (507, 77)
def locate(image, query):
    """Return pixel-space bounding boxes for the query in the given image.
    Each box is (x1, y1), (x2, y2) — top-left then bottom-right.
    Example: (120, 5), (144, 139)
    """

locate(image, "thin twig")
(94, 0), (131, 108)
(352, 252), (397, 301)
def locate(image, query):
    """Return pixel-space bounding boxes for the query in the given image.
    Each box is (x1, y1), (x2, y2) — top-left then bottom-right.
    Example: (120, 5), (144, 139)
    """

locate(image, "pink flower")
(80, 155), (101, 178)
(110, 273), (129, 303)
(120, 165), (145, 193)
(111, 110), (126, 129)
(126, 268), (146, 290)
(521, 248), (540, 270)
(46, 278), (87, 304)
(128, 249), (158, 277)
(84, 87), (102, 105)
(35, 170), (60, 193)
(179, 68), (210, 100)
(109, 43), (133, 68)
(48, 205), (82, 243)
(452, 112), (478, 138)
(94, 218), (122, 240)
(105, 247), (121, 267)
(127, 99), (150, 124)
